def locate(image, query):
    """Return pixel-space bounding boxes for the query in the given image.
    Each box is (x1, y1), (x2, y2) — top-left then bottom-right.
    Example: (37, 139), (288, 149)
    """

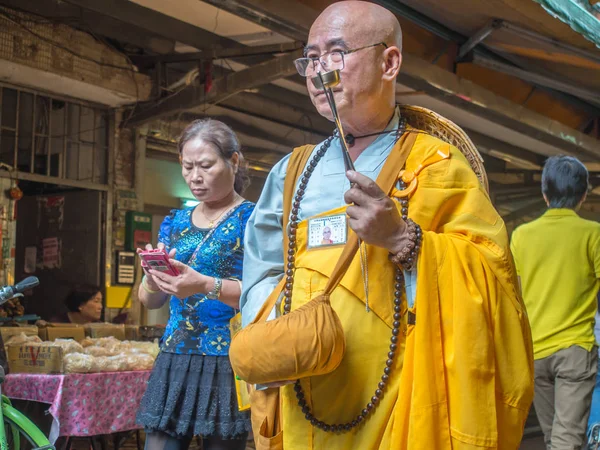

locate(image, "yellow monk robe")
(280, 132), (534, 449)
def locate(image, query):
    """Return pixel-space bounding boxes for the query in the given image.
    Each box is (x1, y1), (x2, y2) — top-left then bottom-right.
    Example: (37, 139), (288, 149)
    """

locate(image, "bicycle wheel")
(2, 405), (53, 450)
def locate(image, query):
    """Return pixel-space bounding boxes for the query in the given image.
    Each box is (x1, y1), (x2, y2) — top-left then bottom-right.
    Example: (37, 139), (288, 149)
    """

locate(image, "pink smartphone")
(139, 249), (179, 276)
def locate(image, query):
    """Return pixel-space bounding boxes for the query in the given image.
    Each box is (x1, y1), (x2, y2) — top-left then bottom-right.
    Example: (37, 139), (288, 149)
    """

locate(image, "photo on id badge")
(307, 213), (347, 249)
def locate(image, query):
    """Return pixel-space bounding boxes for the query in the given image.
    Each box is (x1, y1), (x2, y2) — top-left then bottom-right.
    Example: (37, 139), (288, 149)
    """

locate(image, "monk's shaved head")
(310, 1), (402, 51)
(305, 1), (403, 134)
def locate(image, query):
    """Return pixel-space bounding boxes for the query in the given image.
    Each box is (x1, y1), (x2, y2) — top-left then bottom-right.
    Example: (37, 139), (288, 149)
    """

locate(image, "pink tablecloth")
(3, 371), (151, 442)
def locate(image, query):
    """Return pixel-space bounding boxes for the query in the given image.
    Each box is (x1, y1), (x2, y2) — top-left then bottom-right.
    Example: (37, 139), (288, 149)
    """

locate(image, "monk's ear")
(382, 46), (402, 82)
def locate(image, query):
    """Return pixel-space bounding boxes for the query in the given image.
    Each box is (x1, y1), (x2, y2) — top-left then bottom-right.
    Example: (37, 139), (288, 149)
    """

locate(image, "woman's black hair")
(65, 285), (101, 313)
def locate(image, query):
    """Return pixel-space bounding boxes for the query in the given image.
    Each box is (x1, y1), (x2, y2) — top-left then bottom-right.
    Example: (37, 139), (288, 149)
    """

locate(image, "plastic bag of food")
(94, 355), (129, 372)
(81, 337), (123, 354)
(124, 341), (159, 358)
(64, 353), (95, 373)
(118, 341), (132, 352)
(81, 337), (96, 348)
(81, 336), (120, 347)
(53, 339), (84, 355)
(123, 353), (155, 371)
(5, 333), (42, 346)
(83, 346), (114, 357)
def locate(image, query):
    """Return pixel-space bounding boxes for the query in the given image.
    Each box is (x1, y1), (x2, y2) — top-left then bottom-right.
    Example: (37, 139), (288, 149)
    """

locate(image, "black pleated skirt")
(136, 352), (251, 439)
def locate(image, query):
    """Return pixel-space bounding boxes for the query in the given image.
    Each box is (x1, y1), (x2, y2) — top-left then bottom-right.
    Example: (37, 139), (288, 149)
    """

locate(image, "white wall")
(144, 158), (191, 209)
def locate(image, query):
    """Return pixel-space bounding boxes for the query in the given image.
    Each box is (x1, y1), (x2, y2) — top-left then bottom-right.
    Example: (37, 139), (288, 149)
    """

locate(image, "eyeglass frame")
(294, 42), (389, 77)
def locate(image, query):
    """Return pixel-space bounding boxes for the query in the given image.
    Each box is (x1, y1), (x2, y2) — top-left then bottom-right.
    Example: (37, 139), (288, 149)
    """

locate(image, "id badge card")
(307, 213), (348, 249)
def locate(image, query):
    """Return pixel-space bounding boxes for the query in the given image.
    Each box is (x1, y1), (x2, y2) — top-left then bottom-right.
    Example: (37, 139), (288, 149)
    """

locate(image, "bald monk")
(240, 2), (534, 448)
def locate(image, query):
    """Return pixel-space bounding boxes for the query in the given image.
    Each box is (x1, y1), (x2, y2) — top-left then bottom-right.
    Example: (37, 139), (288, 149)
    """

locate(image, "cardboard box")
(85, 323), (126, 340)
(38, 323), (85, 342)
(45, 327), (85, 342)
(124, 325), (139, 341)
(7, 345), (64, 374)
(0, 326), (39, 345)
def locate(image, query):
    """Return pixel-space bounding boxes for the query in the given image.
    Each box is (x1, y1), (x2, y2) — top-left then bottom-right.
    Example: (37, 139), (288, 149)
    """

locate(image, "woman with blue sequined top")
(136, 119), (254, 450)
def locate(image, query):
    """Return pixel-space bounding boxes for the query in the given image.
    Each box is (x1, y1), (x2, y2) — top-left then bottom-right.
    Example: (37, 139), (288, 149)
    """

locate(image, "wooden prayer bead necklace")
(284, 122), (415, 433)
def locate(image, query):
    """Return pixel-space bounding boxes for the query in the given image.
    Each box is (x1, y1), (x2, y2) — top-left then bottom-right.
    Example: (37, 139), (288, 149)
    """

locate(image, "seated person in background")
(51, 286), (103, 324)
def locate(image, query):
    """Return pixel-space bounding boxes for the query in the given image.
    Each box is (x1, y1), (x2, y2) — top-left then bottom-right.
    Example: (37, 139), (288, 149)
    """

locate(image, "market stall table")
(3, 370), (151, 444)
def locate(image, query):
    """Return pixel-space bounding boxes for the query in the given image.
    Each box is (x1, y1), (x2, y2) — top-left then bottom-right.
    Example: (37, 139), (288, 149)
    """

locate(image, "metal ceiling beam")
(375, 0), (520, 65)
(217, 102), (327, 137)
(376, 0), (600, 115)
(58, 0), (309, 105)
(147, 116), (297, 154)
(61, 0), (244, 52)
(464, 128), (546, 169)
(254, 84), (314, 115)
(242, 146), (288, 166)
(494, 189), (541, 203)
(400, 53), (600, 160)
(126, 50), (303, 126)
(145, 109), (303, 153)
(477, 56), (600, 119)
(216, 91), (331, 137)
(480, 153), (508, 173)
(375, 0), (462, 42)
(491, 185), (540, 196)
(165, 61), (309, 113)
(0, 170), (109, 192)
(0, 0), (175, 54)
(457, 19), (503, 60)
(200, 0), (317, 41)
(500, 198), (547, 223)
(381, 1), (600, 66)
(470, 54), (600, 107)
(208, 0), (600, 159)
(129, 42), (304, 68)
(177, 113), (299, 151)
(201, 117), (299, 150)
(498, 21), (600, 66)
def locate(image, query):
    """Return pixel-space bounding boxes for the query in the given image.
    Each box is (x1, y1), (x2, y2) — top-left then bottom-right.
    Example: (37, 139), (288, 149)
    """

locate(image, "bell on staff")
(311, 70), (341, 90)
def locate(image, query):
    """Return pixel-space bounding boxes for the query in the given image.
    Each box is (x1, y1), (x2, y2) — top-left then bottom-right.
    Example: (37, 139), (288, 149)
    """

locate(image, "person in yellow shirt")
(238, 2), (534, 448)
(511, 155), (600, 449)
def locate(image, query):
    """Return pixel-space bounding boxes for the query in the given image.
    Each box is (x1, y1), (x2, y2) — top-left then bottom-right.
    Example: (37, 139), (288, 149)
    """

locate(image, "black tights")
(144, 431), (248, 450)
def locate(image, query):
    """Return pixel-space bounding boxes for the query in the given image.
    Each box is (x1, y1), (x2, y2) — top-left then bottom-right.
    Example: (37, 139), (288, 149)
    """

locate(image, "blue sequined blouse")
(158, 201), (255, 356)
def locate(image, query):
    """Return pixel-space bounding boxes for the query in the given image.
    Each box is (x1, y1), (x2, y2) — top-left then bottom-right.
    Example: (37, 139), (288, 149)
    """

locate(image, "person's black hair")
(65, 285), (101, 313)
(541, 155), (589, 209)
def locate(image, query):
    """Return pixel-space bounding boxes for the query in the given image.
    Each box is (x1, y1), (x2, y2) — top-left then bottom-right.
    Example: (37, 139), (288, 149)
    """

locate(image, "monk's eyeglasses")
(294, 42), (388, 77)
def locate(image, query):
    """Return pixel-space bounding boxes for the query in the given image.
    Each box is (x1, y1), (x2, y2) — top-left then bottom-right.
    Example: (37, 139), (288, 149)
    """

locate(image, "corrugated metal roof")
(533, 0), (600, 48)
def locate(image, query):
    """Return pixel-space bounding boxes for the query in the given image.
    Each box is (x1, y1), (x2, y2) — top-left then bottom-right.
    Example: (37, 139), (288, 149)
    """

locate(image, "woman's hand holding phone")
(137, 243), (175, 292)
(138, 243), (208, 299)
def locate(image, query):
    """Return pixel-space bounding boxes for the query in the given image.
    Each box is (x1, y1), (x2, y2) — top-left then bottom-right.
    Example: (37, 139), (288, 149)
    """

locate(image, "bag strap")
(322, 131), (418, 294)
(250, 132), (418, 324)
(283, 145), (317, 251)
